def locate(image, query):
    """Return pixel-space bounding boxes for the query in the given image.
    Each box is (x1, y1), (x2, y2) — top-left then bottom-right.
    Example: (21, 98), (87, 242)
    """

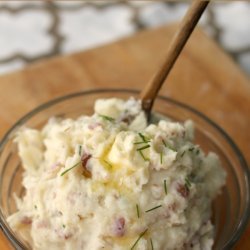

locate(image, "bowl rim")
(0, 88), (249, 249)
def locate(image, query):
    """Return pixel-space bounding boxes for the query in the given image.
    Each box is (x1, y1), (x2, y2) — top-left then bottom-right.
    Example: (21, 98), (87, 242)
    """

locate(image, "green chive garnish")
(185, 177), (191, 188)
(138, 133), (150, 143)
(60, 161), (80, 176)
(63, 224), (65, 228)
(34, 205), (37, 209)
(131, 229), (148, 249)
(162, 139), (176, 151)
(160, 152), (163, 164)
(134, 141), (149, 145)
(78, 145), (82, 156)
(181, 150), (186, 157)
(135, 133), (151, 161)
(137, 145), (150, 151)
(150, 238), (154, 250)
(98, 114), (115, 122)
(104, 160), (112, 169)
(138, 150), (149, 161)
(164, 179), (167, 195)
(189, 147), (195, 152)
(145, 205), (162, 213)
(136, 204), (140, 218)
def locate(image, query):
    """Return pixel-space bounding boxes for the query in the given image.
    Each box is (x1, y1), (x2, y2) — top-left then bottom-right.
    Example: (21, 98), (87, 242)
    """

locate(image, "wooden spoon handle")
(140, 0), (209, 112)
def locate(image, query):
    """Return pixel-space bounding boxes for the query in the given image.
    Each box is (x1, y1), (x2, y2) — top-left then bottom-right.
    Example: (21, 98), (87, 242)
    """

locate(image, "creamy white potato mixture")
(8, 98), (226, 250)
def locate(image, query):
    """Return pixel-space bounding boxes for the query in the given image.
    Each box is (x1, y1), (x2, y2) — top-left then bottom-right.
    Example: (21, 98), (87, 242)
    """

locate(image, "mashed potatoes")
(8, 98), (226, 250)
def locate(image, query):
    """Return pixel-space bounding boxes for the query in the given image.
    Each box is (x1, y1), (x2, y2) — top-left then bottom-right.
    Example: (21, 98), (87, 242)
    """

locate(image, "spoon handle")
(140, 0), (209, 112)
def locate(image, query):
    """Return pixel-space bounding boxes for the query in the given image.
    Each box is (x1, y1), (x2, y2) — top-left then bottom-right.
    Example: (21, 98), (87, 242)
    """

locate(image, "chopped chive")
(180, 150), (186, 157)
(104, 160), (112, 169)
(150, 238), (154, 250)
(62, 224), (65, 228)
(138, 132), (146, 142)
(138, 133), (149, 143)
(137, 145), (150, 151)
(34, 205), (37, 209)
(160, 151), (163, 164)
(138, 150), (149, 161)
(189, 147), (195, 152)
(162, 139), (176, 152)
(145, 205), (162, 213)
(98, 114), (115, 122)
(136, 204), (140, 218)
(134, 141), (149, 145)
(60, 161), (80, 176)
(164, 179), (167, 195)
(185, 177), (191, 188)
(196, 149), (200, 155)
(78, 145), (82, 156)
(131, 229), (148, 250)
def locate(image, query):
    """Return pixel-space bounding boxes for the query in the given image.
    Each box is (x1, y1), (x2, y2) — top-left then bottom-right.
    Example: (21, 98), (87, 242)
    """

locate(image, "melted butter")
(91, 176), (132, 197)
(91, 140), (138, 197)
(112, 235), (134, 247)
(99, 159), (136, 196)
(112, 230), (149, 248)
(98, 137), (135, 172)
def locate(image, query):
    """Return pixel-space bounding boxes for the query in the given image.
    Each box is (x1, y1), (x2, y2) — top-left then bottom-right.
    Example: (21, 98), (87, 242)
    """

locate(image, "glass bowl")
(0, 89), (249, 249)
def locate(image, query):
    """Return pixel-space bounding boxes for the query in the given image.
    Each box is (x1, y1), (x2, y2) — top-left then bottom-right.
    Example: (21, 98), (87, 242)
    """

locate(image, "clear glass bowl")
(0, 89), (249, 249)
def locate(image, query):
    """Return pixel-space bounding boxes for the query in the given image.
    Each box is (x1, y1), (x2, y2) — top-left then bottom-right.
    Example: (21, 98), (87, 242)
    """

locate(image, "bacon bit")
(50, 162), (61, 170)
(36, 220), (49, 229)
(64, 233), (73, 240)
(163, 202), (178, 218)
(168, 202), (178, 212)
(88, 122), (102, 130)
(113, 217), (125, 237)
(176, 183), (189, 198)
(55, 228), (73, 240)
(81, 154), (92, 178)
(21, 216), (32, 225)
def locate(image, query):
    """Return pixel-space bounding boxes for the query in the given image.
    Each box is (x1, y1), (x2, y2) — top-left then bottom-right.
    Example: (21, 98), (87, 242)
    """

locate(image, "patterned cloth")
(0, 1), (249, 75)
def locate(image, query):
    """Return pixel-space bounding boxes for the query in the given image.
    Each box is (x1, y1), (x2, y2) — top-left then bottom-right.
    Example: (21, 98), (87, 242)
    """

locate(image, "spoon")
(140, 0), (209, 118)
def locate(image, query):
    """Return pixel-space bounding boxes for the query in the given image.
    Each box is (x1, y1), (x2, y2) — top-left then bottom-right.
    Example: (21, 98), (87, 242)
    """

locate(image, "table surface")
(0, 24), (249, 249)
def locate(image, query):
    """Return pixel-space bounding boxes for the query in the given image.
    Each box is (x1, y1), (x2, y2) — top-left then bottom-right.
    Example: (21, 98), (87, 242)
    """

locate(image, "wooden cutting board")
(0, 24), (249, 249)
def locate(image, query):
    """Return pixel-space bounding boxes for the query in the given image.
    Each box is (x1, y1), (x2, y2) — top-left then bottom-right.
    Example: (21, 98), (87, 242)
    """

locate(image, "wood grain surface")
(0, 24), (249, 249)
